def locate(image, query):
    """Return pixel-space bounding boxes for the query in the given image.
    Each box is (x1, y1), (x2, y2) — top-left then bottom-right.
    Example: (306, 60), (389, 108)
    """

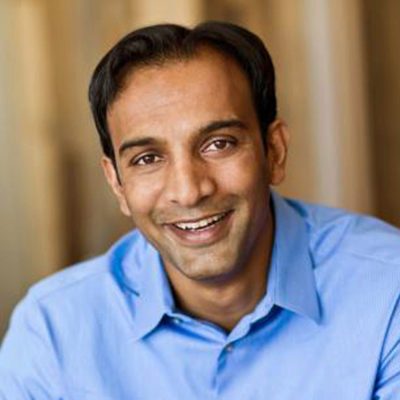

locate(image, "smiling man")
(1, 22), (400, 400)
(102, 44), (284, 332)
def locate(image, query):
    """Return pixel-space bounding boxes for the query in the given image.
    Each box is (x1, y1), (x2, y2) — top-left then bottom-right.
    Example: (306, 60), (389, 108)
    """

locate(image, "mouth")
(172, 211), (231, 231)
(164, 210), (233, 246)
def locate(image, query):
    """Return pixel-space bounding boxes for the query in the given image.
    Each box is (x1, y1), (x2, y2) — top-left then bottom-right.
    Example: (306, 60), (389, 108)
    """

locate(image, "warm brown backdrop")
(1, 0), (399, 336)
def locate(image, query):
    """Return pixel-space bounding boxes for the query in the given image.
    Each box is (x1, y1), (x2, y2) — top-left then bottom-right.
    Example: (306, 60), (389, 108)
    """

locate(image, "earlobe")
(101, 157), (132, 217)
(266, 119), (290, 186)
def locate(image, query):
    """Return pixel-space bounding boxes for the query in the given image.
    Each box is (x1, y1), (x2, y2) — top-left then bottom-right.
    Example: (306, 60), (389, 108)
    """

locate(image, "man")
(1, 21), (400, 400)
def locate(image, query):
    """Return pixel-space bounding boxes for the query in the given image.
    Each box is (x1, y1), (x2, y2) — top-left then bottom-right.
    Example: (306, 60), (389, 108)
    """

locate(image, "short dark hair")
(88, 21), (277, 166)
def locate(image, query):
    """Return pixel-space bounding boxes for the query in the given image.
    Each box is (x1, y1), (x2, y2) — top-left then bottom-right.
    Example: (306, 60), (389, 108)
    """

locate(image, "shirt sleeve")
(0, 293), (66, 400)
(373, 291), (400, 399)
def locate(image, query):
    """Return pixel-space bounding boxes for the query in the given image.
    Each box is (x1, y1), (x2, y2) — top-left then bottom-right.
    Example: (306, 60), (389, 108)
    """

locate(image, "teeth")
(174, 212), (227, 231)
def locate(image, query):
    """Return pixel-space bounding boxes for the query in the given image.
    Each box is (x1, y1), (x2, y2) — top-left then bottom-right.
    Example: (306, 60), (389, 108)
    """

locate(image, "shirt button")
(225, 344), (234, 353)
(172, 317), (181, 324)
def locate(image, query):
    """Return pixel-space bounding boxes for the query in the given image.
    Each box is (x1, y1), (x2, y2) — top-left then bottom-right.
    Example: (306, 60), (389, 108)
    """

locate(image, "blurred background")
(0, 0), (399, 336)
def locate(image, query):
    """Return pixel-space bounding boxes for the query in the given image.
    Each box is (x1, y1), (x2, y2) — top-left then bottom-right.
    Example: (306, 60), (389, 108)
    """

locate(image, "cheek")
(123, 179), (164, 215)
(215, 152), (269, 195)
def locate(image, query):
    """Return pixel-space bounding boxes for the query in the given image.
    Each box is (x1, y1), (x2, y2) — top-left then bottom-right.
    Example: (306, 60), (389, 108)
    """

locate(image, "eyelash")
(131, 153), (163, 166)
(202, 137), (237, 153)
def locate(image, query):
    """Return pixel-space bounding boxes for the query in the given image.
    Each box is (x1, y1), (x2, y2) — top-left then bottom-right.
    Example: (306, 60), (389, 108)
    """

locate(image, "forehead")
(107, 48), (257, 146)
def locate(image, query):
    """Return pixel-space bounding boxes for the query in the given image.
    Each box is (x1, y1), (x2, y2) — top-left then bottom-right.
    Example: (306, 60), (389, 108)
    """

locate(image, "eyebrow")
(118, 118), (247, 157)
(197, 118), (247, 137)
(119, 137), (159, 157)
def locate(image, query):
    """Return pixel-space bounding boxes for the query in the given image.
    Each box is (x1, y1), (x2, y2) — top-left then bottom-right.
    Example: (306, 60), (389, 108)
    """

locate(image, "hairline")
(88, 22), (277, 170)
(108, 44), (253, 118)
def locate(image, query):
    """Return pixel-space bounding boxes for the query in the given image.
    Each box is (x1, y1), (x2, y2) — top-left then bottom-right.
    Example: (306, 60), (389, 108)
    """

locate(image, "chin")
(158, 219), (251, 283)
(172, 251), (243, 283)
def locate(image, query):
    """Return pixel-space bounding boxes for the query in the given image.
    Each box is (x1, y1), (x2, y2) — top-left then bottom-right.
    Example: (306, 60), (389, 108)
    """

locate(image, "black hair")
(88, 21), (277, 167)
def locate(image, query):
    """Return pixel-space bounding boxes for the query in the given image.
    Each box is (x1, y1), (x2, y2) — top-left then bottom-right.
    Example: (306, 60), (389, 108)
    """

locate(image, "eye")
(132, 153), (162, 166)
(203, 138), (236, 153)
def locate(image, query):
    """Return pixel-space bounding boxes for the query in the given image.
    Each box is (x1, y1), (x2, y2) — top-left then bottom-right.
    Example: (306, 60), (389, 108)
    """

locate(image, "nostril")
(164, 163), (216, 207)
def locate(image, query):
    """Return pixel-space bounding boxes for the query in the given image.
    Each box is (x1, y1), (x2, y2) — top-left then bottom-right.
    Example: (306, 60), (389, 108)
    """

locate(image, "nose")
(163, 156), (216, 207)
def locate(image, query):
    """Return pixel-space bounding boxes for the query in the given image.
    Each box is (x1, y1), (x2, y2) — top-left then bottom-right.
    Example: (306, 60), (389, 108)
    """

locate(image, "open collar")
(115, 190), (321, 342)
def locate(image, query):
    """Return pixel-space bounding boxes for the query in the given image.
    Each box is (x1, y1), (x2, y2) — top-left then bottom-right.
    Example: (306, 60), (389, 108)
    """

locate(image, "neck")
(165, 208), (274, 332)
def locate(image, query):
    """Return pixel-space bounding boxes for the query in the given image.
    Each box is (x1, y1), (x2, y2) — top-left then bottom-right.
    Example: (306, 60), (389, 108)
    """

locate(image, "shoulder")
(23, 229), (146, 308)
(287, 197), (400, 267)
(2, 229), (150, 360)
(287, 197), (400, 317)
(1, 230), (150, 361)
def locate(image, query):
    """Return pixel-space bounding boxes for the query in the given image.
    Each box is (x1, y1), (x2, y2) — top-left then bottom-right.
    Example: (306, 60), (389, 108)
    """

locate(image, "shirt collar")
(112, 233), (175, 341)
(268, 190), (321, 323)
(114, 190), (320, 342)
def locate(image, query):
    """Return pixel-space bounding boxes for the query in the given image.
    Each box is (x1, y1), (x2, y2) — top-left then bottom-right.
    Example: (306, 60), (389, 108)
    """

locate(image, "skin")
(103, 48), (289, 331)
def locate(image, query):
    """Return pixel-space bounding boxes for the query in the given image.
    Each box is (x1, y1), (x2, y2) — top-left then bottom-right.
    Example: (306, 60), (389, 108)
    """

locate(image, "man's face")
(105, 49), (287, 282)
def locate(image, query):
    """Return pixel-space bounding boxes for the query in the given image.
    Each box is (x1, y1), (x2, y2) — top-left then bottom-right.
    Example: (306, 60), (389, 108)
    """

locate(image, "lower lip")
(165, 211), (233, 247)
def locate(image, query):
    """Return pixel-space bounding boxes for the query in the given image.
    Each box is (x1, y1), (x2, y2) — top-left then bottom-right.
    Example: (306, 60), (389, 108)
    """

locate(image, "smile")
(172, 211), (230, 232)
(165, 210), (233, 247)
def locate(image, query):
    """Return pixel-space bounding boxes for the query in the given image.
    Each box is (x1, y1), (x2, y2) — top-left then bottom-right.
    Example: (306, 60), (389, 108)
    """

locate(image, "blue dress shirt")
(1, 191), (400, 399)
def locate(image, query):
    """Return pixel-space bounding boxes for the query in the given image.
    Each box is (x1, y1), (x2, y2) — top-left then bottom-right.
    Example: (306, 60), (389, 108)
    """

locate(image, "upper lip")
(164, 210), (231, 225)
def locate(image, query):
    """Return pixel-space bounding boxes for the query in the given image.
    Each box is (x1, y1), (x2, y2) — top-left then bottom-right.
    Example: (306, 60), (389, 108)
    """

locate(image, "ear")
(265, 119), (290, 186)
(102, 156), (132, 217)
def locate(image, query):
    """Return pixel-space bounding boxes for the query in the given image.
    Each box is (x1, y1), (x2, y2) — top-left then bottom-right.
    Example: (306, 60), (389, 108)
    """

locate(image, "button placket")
(225, 343), (234, 353)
